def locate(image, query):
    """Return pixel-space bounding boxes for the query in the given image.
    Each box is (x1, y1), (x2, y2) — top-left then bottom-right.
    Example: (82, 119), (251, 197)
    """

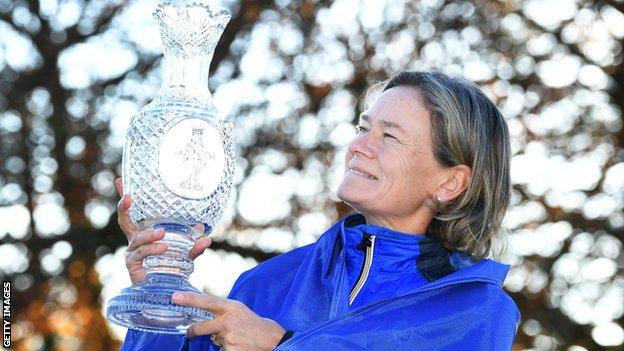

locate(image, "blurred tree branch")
(605, 0), (624, 14)
(1, 1), (623, 349)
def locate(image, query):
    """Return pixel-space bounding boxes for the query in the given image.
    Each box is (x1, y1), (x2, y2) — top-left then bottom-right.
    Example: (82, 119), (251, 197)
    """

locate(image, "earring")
(436, 195), (442, 202)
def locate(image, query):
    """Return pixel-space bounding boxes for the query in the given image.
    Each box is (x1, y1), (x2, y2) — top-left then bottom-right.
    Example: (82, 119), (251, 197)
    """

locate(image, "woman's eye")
(383, 133), (397, 140)
(356, 125), (368, 133)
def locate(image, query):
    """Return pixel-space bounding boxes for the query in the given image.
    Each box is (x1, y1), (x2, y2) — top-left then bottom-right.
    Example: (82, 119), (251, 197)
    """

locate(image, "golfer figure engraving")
(179, 128), (212, 192)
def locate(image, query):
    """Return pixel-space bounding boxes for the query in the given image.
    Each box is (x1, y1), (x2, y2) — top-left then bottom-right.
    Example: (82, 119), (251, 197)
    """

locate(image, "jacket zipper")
(349, 234), (376, 305)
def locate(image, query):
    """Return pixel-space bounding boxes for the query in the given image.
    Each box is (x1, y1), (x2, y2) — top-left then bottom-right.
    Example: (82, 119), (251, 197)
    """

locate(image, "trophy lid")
(154, 1), (231, 58)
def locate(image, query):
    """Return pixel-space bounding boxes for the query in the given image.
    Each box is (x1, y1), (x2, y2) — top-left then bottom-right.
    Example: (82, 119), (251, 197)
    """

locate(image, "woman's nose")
(348, 133), (375, 159)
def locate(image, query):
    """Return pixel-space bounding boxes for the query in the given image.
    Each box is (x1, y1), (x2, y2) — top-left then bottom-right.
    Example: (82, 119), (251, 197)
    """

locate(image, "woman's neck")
(360, 209), (433, 235)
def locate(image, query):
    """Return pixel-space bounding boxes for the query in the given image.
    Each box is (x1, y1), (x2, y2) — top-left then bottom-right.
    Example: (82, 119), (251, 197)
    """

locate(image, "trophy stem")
(159, 55), (214, 105)
(143, 221), (197, 278)
(106, 221), (211, 334)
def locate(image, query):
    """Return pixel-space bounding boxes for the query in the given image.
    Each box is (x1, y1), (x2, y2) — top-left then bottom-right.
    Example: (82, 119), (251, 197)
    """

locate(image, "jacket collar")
(338, 213), (509, 285)
(341, 213), (456, 281)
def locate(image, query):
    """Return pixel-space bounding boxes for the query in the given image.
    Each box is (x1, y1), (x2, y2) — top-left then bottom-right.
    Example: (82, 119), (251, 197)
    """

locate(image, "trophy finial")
(154, 1), (231, 58)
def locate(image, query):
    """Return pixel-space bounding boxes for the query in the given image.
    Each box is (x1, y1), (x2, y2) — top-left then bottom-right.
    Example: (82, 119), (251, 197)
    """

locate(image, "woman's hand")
(115, 177), (213, 284)
(172, 292), (286, 351)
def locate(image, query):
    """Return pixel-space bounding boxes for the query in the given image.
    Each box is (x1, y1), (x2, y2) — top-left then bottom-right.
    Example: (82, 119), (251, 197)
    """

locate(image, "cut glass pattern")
(106, 1), (234, 334)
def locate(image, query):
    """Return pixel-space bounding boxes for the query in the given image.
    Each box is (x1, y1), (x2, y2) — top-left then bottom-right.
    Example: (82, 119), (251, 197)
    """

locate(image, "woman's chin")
(336, 185), (365, 208)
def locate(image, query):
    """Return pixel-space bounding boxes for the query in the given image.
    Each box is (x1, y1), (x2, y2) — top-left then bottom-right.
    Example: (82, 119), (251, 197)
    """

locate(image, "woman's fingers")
(115, 177), (137, 237)
(127, 229), (166, 251)
(125, 240), (167, 284)
(188, 223), (210, 259)
(125, 250), (148, 284)
(125, 229), (167, 284)
(117, 195), (137, 238)
(185, 319), (222, 339)
(172, 292), (286, 348)
(117, 194), (131, 214)
(115, 177), (124, 197)
(127, 242), (168, 268)
(188, 236), (212, 260)
(193, 223), (205, 233)
(172, 292), (233, 315)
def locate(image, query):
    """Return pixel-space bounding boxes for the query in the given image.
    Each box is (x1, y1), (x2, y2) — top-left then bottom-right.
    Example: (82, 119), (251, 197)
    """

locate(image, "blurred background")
(0, 0), (623, 350)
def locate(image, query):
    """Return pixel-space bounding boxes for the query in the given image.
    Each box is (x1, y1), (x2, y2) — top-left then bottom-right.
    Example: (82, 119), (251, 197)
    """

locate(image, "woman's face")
(337, 86), (447, 225)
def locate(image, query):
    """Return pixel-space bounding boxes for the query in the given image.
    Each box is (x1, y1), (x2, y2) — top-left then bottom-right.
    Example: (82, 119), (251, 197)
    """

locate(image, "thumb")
(189, 236), (212, 260)
(115, 177), (124, 197)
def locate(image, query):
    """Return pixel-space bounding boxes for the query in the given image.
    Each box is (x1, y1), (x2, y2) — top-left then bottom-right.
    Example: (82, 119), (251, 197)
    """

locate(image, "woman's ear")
(435, 165), (471, 202)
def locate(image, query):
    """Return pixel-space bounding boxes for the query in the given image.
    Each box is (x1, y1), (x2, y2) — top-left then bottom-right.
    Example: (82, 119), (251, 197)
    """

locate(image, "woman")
(119, 71), (520, 350)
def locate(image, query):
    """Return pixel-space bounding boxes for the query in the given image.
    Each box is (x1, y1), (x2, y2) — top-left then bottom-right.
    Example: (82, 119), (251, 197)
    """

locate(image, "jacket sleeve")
(275, 286), (520, 351)
(120, 328), (221, 351)
(276, 308), (520, 351)
(473, 293), (521, 351)
(120, 330), (186, 351)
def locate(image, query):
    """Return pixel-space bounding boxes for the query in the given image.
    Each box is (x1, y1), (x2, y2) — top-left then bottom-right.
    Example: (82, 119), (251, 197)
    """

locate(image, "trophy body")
(106, 1), (234, 334)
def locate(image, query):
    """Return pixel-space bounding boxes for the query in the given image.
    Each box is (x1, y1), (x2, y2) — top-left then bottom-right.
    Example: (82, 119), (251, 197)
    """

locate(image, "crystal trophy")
(106, 1), (235, 334)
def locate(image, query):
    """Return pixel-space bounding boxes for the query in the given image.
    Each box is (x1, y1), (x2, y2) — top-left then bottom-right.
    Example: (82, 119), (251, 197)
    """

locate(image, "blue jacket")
(122, 213), (520, 350)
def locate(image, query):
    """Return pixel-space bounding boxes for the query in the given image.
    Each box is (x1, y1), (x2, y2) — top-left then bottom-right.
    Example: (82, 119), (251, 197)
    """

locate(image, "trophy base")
(106, 273), (213, 334)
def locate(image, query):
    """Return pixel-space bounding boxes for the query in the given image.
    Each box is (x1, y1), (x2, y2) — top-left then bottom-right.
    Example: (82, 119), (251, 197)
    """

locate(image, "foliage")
(0, 0), (622, 349)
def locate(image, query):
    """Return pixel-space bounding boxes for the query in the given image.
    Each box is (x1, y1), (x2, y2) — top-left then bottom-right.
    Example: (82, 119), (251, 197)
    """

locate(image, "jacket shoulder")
(228, 244), (313, 298)
(454, 281), (520, 321)
(445, 281), (520, 349)
(244, 244), (312, 278)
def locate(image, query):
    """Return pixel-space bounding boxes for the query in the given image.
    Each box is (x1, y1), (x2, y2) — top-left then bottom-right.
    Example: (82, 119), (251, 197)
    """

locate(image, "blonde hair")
(377, 71), (512, 260)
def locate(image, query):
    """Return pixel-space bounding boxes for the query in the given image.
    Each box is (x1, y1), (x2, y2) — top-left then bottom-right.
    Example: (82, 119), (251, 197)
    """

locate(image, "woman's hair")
(377, 71), (511, 260)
